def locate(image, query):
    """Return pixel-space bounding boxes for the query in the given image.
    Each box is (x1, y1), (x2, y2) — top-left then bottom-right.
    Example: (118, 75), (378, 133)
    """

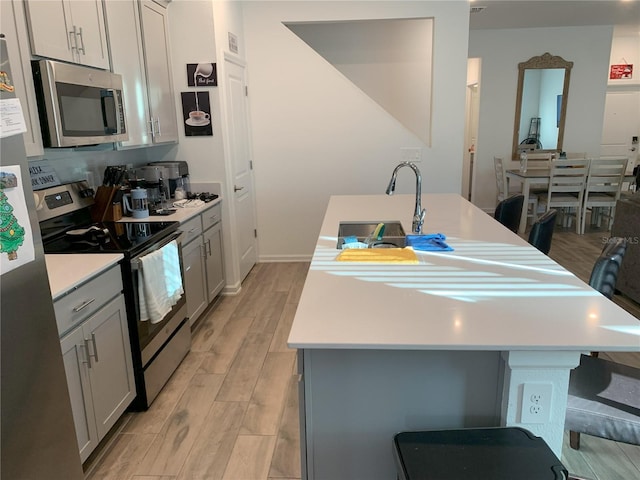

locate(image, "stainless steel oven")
(38, 182), (190, 410)
(126, 228), (190, 408)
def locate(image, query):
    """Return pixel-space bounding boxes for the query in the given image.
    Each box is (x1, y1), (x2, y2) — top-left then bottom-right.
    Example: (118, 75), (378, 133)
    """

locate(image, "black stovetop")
(41, 208), (179, 258)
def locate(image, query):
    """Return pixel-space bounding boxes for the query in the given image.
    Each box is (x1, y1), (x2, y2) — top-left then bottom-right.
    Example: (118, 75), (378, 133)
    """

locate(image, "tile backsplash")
(29, 144), (176, 189)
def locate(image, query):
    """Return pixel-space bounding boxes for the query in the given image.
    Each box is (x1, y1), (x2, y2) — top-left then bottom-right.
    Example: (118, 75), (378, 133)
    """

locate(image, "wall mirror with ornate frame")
(512, 53), (573, 160)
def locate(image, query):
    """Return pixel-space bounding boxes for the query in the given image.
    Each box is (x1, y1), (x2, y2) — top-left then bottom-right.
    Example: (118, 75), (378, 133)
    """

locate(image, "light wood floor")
(84, 226), (639, 480)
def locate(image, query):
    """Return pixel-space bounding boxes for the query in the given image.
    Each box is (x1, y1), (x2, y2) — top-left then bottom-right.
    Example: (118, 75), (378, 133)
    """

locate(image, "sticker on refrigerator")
(0, 165), (35, 274)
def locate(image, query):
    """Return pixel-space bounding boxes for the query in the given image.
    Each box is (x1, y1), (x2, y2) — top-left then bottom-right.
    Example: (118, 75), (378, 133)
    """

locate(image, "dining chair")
(526, 151), (555, 169)
(564, 152), (587, 159)
(494, 194), (524, 233)
(527, 209), (557, 254)
(538, 158), (589, 234)
(580, 158), (628, 234)
(565, 238), (636, 454)
(494, 156), (538, 223)
(566, 353), (640, 451)
(522, 152), (554, 197)
(588, 236), (627, 300)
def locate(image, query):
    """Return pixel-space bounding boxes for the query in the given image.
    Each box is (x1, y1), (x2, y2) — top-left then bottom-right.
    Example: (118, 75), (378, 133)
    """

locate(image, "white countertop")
(46, 254), (123, 300)
(118, 197), (221, 224)
(287, 194), (640, 351)
(45, 198), (220, 300)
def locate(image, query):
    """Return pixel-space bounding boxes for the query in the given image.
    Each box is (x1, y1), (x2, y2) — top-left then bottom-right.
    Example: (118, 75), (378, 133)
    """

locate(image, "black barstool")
(393, 427), (569, 480)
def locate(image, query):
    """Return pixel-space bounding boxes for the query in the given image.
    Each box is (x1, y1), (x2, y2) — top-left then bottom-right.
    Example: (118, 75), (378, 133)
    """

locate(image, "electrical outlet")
(521, 383), (553, 424)
(400, 147), (422, 162)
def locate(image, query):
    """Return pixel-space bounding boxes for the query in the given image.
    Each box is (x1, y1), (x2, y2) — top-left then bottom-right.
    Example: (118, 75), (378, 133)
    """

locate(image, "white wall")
(164, 0), (226, 184)
(242, 1), (469, 261)
(469, 26), (614, 212)
(609, 29), (640, 88)
(162, 0), (246, 291)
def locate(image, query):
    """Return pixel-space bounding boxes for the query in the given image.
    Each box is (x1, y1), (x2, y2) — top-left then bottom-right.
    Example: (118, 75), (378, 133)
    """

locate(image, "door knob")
(234, 185), (244, 192)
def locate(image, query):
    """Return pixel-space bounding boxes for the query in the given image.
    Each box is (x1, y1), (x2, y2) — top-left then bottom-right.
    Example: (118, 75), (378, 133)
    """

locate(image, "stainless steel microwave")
(32, 60), (128, 148)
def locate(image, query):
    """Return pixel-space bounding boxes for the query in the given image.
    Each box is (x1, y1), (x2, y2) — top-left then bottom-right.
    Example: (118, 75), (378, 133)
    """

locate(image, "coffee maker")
(148, 161), (190, 199)
(129, 165), (168, 209)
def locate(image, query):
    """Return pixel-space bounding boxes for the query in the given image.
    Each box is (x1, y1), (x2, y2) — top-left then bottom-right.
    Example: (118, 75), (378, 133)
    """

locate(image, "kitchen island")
(288, 194), (640, 480)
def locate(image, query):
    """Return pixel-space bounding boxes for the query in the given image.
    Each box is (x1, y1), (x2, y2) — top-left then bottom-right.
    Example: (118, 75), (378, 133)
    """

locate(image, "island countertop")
(287, 194), (640, 351)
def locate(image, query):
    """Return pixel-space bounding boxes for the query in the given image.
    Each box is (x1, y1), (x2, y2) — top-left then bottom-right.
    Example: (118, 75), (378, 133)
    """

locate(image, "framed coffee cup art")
(181, 91), (213, 136)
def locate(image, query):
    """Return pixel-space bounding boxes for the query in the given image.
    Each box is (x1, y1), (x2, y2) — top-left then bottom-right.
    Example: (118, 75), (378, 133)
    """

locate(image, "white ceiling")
(469, 1), (640, 35)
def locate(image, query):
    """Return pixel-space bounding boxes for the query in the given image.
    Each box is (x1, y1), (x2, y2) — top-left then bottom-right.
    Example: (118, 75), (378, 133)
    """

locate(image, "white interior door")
(601, 91), (640, 170)
(224, 55), (257, 281)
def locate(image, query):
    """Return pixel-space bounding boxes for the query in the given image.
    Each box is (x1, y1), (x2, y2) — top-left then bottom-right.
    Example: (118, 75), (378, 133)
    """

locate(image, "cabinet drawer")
(202, 203), (222, 231)
(180, 215), (203, 245)
(54, 265), (123, 337)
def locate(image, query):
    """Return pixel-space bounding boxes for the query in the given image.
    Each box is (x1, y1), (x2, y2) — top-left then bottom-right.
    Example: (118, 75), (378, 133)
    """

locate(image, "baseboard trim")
(259, 254), (313, 262)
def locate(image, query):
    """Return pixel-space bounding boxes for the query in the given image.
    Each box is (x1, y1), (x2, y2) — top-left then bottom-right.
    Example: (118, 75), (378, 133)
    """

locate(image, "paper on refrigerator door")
(0, 98), (27, 139)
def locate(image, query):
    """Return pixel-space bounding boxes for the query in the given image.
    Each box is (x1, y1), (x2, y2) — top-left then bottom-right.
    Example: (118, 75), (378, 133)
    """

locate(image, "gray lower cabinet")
(181, 203), (225, 326)
(203, 209), (225, 301)
(56, 265), (135, 463)
(182, 236), (208, 324)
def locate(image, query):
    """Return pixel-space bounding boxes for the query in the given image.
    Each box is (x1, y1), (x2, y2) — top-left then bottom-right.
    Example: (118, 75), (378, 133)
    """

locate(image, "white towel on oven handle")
(138, 240), (184, 324)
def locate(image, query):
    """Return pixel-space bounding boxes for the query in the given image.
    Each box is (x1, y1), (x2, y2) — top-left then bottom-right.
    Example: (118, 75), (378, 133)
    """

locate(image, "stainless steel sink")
(337, 221), (406, 248)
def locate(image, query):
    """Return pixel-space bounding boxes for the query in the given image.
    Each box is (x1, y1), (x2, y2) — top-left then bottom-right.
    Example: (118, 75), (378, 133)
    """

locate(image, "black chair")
(566, 354), (640, 450)
(566, 237), (636, 451)
(494, 194), (524, 233)
(588, 236), (627, 299)
(528, 209), (558, 254)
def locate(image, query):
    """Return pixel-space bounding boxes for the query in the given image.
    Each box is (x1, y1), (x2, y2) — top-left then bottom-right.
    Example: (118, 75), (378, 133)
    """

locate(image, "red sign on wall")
(610, 64), (633, 80)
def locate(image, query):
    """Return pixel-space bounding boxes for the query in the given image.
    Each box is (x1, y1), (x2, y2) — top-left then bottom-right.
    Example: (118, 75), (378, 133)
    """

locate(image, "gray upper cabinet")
(0, 0), (44, 157)
(105, 0), (178, 147)
(139, 0), (178, 144)
(24, 0), (110, 69)
(104, 0), (152, 148)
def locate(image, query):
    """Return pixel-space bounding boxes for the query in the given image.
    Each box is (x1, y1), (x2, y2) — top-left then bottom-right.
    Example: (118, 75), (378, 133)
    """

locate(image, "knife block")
(91, 186), (120, 222)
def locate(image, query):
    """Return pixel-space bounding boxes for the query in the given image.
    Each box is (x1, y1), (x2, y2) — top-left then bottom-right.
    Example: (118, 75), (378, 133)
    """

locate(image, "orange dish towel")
(336, 247), (419, 264)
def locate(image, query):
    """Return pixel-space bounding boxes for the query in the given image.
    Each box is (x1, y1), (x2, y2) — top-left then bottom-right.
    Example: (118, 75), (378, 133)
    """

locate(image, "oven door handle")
(131, 230), (184, 270)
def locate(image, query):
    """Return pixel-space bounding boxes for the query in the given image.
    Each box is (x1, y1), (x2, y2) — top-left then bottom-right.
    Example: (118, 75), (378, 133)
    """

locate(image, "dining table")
(505, 168), (635, 235)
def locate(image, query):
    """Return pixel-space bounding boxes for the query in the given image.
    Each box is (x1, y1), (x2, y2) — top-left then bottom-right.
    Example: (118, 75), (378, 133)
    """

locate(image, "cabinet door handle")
(207, 238), (212, 256)
(82, 339), (92, 368)
(90, 333), (99, 362)
(73, 298), (96, 313)
(84, 333), (99, 366)
(156, 118), (162, 136)
(234, 185), (244, 192)
(200, 243), (206, 258)
(76, 26), (85, 55)
(68, 26), (78, 53)
(149, 118), (156, 136)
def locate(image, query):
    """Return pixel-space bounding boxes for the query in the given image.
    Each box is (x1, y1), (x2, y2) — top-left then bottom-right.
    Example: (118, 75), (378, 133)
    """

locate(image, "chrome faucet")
(385, 161), (426, 234)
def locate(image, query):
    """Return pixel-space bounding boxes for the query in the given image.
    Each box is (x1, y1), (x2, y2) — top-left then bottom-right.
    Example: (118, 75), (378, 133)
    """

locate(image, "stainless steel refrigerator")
(1, 35), (84, 479)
